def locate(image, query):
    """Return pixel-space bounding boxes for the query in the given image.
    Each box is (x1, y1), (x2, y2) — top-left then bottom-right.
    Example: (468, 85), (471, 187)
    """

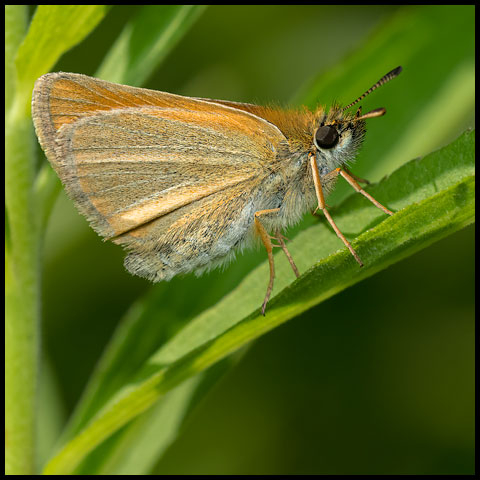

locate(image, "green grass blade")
(96, 5), (207, 86)
(87, 357), (237, 475)
(43, 130), (474, 475)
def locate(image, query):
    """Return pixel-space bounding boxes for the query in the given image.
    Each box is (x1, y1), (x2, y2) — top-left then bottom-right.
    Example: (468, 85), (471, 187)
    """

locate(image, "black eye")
(315, 125), (339, 149)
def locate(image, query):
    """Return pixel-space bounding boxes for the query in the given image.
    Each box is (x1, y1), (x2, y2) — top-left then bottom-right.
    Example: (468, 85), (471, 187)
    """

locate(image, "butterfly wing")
(32, 73), (288, 280)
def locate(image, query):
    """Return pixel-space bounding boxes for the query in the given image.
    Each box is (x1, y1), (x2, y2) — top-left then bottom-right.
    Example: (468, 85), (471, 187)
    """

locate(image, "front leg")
(309, 153), (394, 266)
(309, 154), (364, 266)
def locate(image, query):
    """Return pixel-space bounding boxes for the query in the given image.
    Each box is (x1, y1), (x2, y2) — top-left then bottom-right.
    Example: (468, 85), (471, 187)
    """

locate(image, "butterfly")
(32, 66), (401, 314)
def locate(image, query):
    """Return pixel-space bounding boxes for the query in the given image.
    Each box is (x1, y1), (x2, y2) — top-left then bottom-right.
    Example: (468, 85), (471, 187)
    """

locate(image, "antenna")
(342, 66), (402, 112)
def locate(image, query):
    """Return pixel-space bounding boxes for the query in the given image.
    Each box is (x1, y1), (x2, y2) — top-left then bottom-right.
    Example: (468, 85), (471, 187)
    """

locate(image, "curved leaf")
(43, 130), (474, 475)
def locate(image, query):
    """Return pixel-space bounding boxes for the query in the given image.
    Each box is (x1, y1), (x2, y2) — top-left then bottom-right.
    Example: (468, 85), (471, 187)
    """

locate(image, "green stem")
(5, 102), (41, 475)
(5, 7), (41, 474)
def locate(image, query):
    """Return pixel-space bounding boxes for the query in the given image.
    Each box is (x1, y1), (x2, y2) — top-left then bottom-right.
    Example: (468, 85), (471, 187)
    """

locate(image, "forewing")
(32, 72), (285, 163)
(197, 97), (317, 142)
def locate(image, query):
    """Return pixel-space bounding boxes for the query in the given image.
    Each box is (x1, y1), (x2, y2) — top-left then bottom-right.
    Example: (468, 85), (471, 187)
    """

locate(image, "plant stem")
(5, 7), (41, 473)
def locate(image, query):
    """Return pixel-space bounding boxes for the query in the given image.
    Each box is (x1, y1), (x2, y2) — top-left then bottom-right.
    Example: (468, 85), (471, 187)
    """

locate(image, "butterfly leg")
(342, 166), (370, 186)
(273, 230), (300, 278)
(309, 153), (364, 266)
(255, 208), (281, 315)
(336, 167), (393, 215)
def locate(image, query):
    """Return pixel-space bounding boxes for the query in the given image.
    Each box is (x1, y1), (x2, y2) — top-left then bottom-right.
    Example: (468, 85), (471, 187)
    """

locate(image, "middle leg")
(254, 208), (280, 315)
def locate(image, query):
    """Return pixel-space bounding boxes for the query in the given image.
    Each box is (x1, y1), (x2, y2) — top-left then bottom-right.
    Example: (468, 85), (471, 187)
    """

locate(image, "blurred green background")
(39, 5), (474, 474)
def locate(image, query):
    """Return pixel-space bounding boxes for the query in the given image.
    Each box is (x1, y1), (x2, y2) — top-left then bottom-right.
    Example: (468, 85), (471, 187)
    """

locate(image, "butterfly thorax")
(254, 105), (366, 231)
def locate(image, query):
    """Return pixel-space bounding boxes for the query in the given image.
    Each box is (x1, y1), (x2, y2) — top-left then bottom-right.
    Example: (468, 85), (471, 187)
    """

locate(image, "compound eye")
(314, 125), (339, 149)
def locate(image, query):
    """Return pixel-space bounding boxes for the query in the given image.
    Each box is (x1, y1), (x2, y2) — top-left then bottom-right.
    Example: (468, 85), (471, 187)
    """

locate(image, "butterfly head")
(311, 66), (402, 172)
